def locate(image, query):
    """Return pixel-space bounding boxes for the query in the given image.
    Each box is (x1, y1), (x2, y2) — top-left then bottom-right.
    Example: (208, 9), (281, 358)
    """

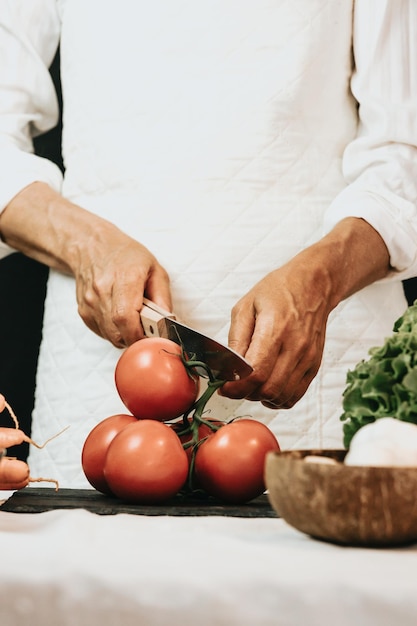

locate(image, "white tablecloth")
(0, 492), (416, 626)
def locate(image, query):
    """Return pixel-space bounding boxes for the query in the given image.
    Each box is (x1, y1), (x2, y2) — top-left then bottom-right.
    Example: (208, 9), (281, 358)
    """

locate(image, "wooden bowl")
(265, 449), (417, 547)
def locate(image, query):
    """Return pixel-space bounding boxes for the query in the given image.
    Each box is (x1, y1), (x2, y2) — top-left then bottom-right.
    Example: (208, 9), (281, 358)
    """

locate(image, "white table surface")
(0, 490), (416, 626)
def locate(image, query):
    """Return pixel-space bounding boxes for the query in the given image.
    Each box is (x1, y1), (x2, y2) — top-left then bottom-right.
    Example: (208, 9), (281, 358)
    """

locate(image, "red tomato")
(81, 414), (138, 494)
(114, 337), (200, 421)
(194, 419), (280, 504)
(103, 419), (189, 503)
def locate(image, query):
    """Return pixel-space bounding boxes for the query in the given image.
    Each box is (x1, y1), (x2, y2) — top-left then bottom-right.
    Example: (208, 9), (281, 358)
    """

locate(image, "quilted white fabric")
(28, 0), (407, 487)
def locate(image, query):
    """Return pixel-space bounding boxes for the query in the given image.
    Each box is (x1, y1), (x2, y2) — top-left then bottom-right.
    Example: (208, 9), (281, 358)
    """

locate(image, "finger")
(75, 274), (111, 339)
(261, 366), (317, 409)
(113, 267), (173, 346)
(227, 311), (323, 406)
(221, 313), (284, 400)
(77, 268), (145, 347)
(255, 338), (323, 408)
(245, 355), (299, 404)
(144, 268), (173, 313)
(110, 282), (173, 348)
(227, 298), (256, 358)
(77, 292), (132, 348)
(109, 265), (172, 346)
(77, 291), (129, 348)
(110, 284), (145, 347)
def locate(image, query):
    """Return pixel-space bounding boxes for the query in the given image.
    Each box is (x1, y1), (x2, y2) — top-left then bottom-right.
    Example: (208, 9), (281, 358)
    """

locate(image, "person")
(0, 0), (416, 489)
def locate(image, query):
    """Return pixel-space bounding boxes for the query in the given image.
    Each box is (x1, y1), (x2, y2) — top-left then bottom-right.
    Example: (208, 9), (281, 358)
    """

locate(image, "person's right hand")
(0, 182), (172, 348)
(73, 225), (172, 347)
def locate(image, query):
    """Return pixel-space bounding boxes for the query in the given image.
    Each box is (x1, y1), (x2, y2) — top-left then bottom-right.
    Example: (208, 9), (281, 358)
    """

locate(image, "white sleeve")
(0, 0), (63, 258)
(324, 0), (417, 280)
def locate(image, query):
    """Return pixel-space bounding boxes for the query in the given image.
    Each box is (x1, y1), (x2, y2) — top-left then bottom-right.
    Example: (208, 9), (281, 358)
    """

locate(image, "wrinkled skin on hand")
(220, 218), (391, 410)
(221, 259), (332, 409)
(0, 183), (173, 349)
(0, 185), (389, 389)
(75, 229), (172, 348)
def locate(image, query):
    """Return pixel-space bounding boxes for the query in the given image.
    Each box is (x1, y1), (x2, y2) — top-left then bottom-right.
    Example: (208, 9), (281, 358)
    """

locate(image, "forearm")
(222, 216), (391, 407)
(324, 1), (417, 281)
(0, 181), (121, 275)
(300, 216), (391, 312)
(0, 181), (172, 347)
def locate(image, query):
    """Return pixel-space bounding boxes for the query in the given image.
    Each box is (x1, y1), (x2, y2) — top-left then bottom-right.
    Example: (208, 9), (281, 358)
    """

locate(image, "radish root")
(29, 476), (59, 491)
(0, 391), (70, 448)
(0, 393), (66, 492)
(26, 426), (71, 450)
(0, 394), (19, 428)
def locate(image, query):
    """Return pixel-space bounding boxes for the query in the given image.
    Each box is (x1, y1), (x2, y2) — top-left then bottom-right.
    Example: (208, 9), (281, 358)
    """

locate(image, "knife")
(139, 298), (253, 381)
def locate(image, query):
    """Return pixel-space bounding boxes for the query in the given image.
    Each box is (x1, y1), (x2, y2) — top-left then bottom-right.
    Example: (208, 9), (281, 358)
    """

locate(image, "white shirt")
(0, 0), (415, 484)
(0, 0), (416, 277)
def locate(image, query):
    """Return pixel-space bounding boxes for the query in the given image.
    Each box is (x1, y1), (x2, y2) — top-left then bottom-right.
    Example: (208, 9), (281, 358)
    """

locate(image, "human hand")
(73, 224), (172, 347)
(0, 183), (173, 349)
(220, 254), (332, 409)
(220, 217), (391, 409)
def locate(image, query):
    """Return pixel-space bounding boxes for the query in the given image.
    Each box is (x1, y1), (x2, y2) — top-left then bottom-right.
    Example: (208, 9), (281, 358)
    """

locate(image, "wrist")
(311, 217), (391, 308)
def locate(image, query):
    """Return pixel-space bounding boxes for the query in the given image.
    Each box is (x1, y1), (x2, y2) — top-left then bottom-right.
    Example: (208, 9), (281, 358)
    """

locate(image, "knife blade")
(139, 298), (253, 381)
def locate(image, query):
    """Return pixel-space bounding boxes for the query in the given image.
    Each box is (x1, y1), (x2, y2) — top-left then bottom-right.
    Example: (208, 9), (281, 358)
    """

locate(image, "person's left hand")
(220, 218), (391, 410)
(219, 254), (332, 409)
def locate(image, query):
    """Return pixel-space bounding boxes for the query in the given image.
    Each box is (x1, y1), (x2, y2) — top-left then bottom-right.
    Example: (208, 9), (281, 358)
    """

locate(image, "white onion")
(344, 418), (417, 467)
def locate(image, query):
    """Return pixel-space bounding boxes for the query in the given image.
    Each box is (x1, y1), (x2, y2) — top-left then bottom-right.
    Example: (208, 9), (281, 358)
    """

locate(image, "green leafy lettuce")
(340, 301), (417, 448)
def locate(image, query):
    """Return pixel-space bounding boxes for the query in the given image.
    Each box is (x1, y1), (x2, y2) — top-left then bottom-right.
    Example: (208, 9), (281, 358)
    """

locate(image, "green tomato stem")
(186, 379), (225, 491)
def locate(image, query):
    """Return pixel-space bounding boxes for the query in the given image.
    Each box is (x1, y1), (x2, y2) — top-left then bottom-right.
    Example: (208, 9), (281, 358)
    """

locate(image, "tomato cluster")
(81, 337), (280, 504)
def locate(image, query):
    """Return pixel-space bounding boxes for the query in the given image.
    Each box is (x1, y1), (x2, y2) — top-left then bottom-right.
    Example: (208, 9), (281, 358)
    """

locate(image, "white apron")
(28, 0), (407, 487)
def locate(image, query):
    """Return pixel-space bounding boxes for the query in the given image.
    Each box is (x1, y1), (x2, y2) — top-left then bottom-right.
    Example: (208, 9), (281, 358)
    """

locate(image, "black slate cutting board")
(1, 487), (278, 518)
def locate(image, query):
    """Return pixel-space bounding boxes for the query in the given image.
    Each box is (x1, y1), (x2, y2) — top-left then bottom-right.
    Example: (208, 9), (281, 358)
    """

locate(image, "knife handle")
(140, 297), (176, 339)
